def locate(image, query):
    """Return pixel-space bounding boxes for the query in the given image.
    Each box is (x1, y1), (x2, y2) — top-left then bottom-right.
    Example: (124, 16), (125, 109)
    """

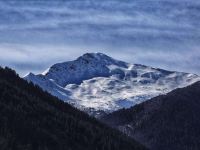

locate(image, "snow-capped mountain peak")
(40, 53), (127, 86)
(77, 52), (126, 65)
(24, 53), (200, 116)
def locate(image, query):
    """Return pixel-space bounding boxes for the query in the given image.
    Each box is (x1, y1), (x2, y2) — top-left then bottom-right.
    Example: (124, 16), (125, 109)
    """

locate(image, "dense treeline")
(0, 67), (146, 150)
(101, 81), (200, 150)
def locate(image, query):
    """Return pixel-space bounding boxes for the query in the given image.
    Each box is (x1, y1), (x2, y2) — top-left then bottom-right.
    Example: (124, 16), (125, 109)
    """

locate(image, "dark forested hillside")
(0, 67), (146, 150)
(101, 81), (200, 150)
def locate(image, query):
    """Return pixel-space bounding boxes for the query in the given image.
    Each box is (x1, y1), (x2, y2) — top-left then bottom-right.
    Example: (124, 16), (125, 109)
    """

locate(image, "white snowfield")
(24, 53), (200, 115)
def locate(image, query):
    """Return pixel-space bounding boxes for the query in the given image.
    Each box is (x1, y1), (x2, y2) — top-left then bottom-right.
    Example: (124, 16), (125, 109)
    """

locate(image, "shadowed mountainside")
(101, 81), (200, 150)
(0, 67), (146, 150)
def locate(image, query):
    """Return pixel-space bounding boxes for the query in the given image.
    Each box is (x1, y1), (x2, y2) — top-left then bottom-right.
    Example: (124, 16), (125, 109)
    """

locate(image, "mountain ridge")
(24, 53), (200, 116)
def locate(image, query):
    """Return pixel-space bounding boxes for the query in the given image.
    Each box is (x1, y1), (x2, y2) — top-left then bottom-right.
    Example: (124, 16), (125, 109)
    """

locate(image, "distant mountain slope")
(0, 67), (146, 150)
(101, 81), (200, 150)
(24, 53), (200, 116)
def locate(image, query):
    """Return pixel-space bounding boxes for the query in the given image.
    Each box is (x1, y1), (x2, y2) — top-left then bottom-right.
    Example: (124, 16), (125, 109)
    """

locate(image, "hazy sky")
(0, 0), (200, 76)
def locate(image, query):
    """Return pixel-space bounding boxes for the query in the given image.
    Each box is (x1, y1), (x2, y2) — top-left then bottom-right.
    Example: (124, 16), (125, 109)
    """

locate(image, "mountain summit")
(24, 53), (200, 116)
(41, 53), (127, 86)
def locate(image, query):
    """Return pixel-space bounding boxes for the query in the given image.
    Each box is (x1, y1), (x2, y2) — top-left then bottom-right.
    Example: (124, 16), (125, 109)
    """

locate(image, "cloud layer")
(0, 0), (199, 75)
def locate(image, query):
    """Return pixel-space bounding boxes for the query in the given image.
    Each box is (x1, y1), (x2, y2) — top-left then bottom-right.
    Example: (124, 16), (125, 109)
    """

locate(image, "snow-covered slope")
(24, 53), (200, 116)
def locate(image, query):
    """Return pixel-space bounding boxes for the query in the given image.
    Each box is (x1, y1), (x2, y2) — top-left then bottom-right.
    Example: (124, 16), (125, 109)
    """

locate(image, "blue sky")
(0, 0), (200, 76)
